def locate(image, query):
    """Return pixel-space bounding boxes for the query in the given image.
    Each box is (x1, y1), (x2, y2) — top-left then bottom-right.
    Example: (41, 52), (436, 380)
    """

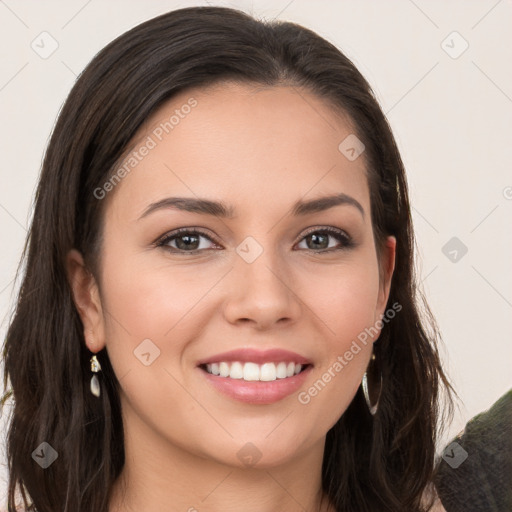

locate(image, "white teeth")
(260, 363), (277, 381)
(243, 362), (260, 381)
(219, 362), (230, 377)
(204, 361), (307, 381)
(229, 362), (244, 379)
(276, 362), (287, 379)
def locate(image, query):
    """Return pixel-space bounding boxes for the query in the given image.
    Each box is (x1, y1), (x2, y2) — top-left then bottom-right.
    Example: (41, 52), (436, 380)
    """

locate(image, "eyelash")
(155, 226), (355, 255)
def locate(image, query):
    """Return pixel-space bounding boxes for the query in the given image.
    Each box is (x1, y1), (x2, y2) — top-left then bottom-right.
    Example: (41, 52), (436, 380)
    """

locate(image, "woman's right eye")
(156, 228), (219, 254)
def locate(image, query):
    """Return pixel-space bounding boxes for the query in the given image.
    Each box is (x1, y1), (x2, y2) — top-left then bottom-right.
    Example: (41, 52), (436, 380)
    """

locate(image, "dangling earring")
(90, 354), (101, 398)
(361, 353), (381, 415)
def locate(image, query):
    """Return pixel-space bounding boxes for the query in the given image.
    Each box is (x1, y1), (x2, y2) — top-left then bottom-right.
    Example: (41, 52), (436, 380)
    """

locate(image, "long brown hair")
(1, 6), (453, 511)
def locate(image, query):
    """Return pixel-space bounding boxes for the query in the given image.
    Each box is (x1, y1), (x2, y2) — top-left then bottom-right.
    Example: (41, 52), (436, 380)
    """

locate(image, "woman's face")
(70, 82), (395, 469)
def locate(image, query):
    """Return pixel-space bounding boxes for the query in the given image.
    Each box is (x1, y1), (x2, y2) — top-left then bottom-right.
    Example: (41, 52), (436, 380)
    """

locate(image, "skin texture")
(67, 82), (396, 512)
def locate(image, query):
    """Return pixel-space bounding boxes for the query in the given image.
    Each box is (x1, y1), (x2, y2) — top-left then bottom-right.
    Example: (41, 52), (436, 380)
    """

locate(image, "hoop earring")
(90, 354), (102, 398)
(361, 353), (381, 415)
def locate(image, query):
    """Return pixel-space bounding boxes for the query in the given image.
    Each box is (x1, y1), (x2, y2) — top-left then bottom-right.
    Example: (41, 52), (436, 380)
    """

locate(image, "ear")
(375, 235), (396, 320)
(66, 249), (106, 353)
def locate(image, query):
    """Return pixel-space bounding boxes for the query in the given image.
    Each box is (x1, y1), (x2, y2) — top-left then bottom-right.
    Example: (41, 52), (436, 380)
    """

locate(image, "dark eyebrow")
(138, 197), (236, 220)
(138, 193), (365, 220)
(292, 193), (364, 218)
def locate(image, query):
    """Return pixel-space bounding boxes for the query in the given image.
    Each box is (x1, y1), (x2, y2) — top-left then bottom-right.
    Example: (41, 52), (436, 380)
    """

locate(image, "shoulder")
(429, 498), (447, 512)
(434, 388), (512, 511)
(421, 484), (447, 512)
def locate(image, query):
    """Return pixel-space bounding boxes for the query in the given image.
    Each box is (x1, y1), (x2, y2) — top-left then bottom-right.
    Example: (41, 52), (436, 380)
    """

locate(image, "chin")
(198, 430), (319, 470)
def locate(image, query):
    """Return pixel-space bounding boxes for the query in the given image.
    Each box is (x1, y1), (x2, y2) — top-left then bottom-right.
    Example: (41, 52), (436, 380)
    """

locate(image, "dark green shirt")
(435, 389), (512, 512)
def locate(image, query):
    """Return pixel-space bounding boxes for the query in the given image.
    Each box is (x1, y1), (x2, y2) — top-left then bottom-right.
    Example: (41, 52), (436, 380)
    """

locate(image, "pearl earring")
(90, 354), (101, 397)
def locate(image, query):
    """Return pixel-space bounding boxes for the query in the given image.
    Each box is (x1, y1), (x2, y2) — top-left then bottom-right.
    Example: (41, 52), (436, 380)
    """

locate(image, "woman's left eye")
(155, 227), (354, 254)
(296, 227), (354, 252)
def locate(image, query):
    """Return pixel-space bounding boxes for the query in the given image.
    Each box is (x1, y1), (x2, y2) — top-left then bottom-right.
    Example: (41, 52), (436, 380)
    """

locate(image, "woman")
(1, 7), (453, 511)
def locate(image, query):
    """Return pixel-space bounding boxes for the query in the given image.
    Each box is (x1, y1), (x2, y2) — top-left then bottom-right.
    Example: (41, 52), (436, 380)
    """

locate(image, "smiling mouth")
(199, 361), (311, 382)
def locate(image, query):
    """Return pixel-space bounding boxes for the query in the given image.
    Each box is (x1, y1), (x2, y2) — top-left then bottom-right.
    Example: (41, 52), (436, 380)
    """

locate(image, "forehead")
(105, 82), (370, 222)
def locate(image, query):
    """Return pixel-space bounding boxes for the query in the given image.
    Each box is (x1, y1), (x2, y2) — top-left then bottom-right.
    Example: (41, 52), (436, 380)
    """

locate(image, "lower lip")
(199, 365), (312, 404)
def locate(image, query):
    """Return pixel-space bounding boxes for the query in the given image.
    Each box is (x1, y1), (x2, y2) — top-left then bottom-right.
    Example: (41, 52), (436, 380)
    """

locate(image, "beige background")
(1, 0), (511, 504)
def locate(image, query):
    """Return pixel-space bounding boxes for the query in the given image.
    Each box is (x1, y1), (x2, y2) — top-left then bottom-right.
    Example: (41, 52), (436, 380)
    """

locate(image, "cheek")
(96, 252), (205, 402)
(98, 255), (211, 449)
(294, 255), (379, 414)
(300, 255), (381, 344)
(294, 271), (377, 432)
(100, 253), (218, 343)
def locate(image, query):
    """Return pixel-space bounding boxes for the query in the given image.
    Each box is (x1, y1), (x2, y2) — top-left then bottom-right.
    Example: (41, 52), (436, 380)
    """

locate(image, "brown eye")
(296, 227), (354, 253)
(157, 228), (219, 253)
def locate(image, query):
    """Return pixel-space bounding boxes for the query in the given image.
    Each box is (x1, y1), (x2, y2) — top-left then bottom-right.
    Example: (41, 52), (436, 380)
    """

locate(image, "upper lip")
(196, 348), (312, 366)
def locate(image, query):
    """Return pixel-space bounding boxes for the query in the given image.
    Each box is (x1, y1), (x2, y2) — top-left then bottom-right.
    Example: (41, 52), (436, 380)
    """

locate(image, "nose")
(222, 245), (302, 331)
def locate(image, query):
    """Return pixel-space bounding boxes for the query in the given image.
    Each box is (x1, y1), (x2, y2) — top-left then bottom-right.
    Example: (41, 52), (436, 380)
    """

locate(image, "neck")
(108, 402), (334, 512)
